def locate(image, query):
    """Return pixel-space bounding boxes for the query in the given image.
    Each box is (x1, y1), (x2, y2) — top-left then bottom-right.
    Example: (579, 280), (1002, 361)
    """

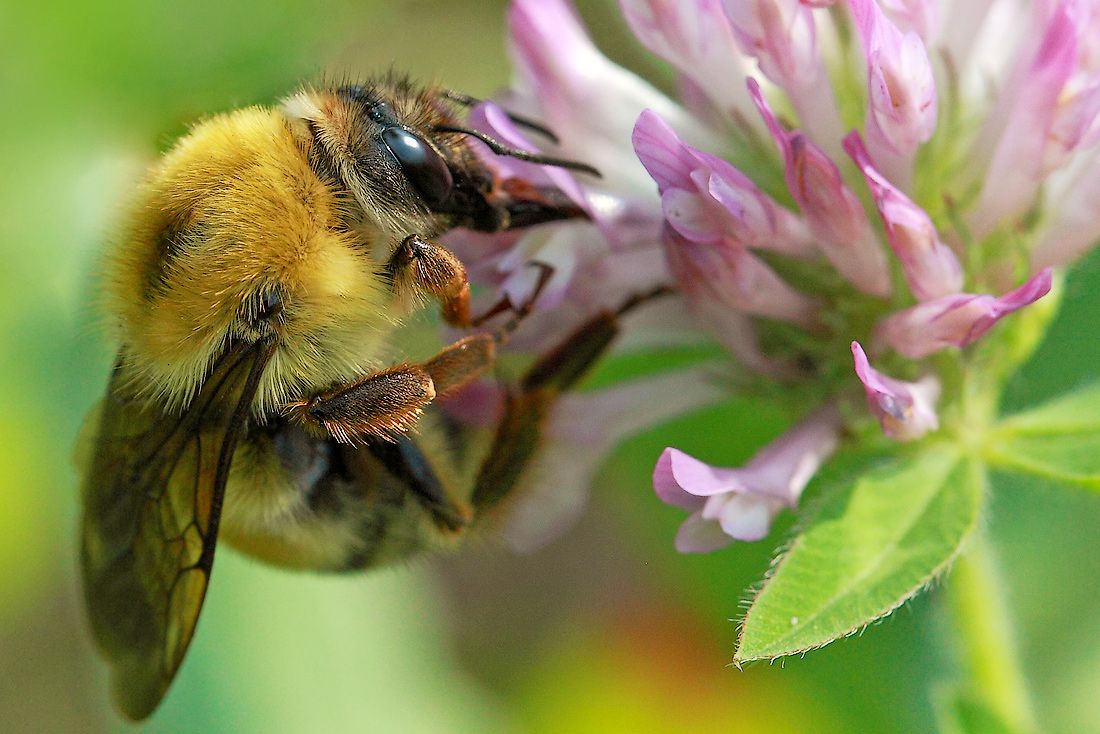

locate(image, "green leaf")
(985, 380), (1100, 489)
(935, 687), (1030, 734)
(735, 446), (982, 663)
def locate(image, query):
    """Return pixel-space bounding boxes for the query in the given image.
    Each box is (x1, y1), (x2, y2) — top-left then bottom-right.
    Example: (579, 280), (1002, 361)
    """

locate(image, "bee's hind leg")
(277, 336), (506, 534)
(471, 287), (672, 513)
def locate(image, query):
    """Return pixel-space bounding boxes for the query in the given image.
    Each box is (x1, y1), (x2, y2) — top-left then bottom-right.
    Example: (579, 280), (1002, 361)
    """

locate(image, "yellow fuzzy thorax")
(104, 106), (397, 415)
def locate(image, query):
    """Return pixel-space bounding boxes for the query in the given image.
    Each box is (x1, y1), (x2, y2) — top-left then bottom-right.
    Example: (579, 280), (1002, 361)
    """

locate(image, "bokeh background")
(3, 1), (1100, 731)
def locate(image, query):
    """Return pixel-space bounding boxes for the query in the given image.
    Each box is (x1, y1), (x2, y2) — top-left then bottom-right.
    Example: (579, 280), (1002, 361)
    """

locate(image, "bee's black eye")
(381, 127), (454, 209)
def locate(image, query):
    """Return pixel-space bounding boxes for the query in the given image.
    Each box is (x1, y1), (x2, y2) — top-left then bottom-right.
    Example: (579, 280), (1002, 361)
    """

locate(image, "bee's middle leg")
(285, 333), (500, 444)
(293, 233), (557, 445)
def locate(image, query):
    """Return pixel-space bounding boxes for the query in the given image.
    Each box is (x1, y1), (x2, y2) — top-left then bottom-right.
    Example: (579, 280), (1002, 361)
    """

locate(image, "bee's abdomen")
(216, 415), (475, 572)
(219, 421), (441, 572)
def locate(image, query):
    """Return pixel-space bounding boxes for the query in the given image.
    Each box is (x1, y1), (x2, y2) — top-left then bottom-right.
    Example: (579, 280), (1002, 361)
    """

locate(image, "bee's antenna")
(441, 90), (561, 144)
(432, 124), (602, 178)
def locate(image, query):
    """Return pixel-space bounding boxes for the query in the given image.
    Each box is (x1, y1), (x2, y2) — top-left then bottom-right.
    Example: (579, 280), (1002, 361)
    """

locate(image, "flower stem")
(947, 530), (1038, 733)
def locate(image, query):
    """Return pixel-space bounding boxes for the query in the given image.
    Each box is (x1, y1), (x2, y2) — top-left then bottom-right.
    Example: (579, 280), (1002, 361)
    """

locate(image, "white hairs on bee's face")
(279, 91), (324, 140)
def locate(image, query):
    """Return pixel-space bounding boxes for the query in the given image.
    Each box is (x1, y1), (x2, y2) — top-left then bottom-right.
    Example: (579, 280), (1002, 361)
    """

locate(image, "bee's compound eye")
(381, 127), (454, 209)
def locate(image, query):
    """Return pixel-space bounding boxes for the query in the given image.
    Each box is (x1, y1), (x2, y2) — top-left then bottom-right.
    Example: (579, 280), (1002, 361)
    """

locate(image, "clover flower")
(450, 0), (1100, 554)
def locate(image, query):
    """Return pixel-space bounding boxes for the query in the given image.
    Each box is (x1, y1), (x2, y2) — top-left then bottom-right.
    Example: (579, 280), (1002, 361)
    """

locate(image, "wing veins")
(80, 338), (274, 720)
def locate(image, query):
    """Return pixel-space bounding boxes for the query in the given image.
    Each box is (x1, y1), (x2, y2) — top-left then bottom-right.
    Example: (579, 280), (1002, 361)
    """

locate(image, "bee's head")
(280, 77), (597, 239)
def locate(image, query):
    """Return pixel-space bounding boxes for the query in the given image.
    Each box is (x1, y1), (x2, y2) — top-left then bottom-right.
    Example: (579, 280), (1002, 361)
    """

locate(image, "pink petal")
(557, 368), (727, 452)
(620, 0), (752, 114)
(662, 188), (723, 243)
(654, 447), (747, 503)
(850, 0), (938, 175)
(722, 0), (817, 85)
(485, 231), (671, 356)
(509, 0), (712, 199)
(498, 440), (596, 553)
(878, 0), (938, 42)
(737, 404), (843, 504)
(1046, 81), (1100, 173)
(654, 451), (707, 511)
(635, 109), (815, 255)
(878, 269), (1055, 359)
(665, 229), (818, 327)
(851, 341), (940, 441)
(713, 494), (784, 542)
(722, 0), (844, 147)
(1032, 148), (1100, 269)
(844, 132), (962, 300)
(654, 405), (842, 507)
(699, 160), (816, 256)
(633, 108), (700, 192)
(655, 406), (842, 550)
(675, 511), (736, 553)
(505, 368), (726, 553)
(749, 80), (892, 297)
(969, 3), (1078, 237)
(471, 101), (591, 217)
(496, 224), (581, 311)
(940, 0), (998, 79)
(968, 268), (1055, 339)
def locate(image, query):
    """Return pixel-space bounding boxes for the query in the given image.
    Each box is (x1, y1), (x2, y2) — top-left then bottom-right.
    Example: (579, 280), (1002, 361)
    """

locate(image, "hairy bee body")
(219, 411), (477, 571)
(79, 75), (612, 720)
(110, 102), (415, 418)
(98, 101), (469, 573)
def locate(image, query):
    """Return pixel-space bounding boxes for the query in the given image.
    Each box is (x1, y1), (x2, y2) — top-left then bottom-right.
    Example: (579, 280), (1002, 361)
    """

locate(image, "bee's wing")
(80, 340), (273, 721)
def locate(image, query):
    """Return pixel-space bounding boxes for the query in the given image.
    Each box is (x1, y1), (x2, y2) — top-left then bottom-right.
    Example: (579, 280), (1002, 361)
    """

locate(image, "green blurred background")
(3, 1), (1100, 731)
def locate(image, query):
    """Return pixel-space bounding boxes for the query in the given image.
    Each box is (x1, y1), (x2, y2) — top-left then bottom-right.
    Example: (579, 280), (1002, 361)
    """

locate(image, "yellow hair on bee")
(105, 106), (397, 414)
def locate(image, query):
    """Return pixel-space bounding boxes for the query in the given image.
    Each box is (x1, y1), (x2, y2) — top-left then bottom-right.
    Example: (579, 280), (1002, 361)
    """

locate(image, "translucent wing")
(80, 340), (273, 720)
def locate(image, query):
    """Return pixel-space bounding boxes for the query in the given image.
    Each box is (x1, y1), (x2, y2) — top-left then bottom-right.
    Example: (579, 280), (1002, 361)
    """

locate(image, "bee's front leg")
(300, 235), (559, 444)
(386, 233), (554, 330)
(387, 234), (472, 327)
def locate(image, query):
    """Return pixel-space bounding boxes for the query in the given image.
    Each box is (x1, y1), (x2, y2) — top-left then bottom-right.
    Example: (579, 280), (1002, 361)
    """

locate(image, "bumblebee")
(79, 74), (640, 720)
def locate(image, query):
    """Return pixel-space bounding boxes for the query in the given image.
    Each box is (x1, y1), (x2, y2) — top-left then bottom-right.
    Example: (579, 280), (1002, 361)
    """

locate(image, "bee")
(79, 74), (646, 720)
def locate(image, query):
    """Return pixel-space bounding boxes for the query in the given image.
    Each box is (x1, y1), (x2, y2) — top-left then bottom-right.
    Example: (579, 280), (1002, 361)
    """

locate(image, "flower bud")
(851, 341), (940, 441)
(844, 132), (962, 300)
(750, 80), (892, 297)
(849, 0), (937, 177)
(878, 269), (1054, 359)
